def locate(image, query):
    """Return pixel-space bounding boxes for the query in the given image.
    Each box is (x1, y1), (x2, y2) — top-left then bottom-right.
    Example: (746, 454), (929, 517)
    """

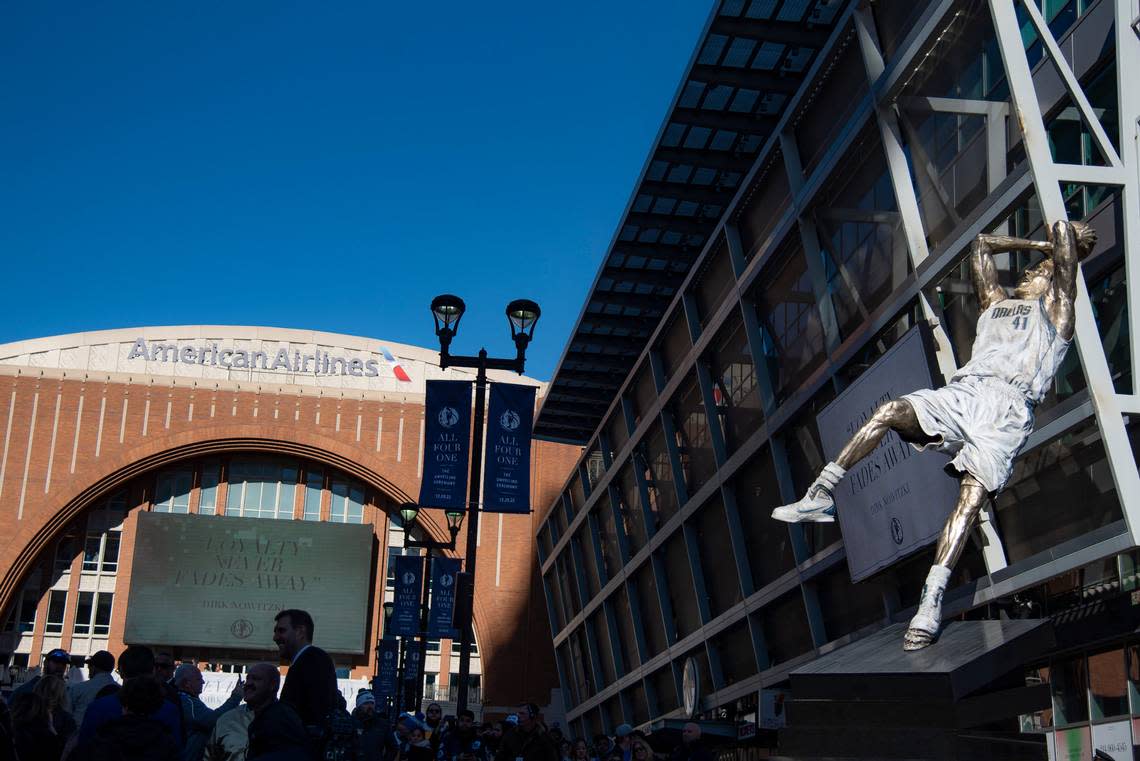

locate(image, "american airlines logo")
(126, 337), (412, 382)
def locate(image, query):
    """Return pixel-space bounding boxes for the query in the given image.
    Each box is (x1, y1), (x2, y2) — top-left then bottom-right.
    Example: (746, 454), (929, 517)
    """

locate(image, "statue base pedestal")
(776, 619), (1054, 760)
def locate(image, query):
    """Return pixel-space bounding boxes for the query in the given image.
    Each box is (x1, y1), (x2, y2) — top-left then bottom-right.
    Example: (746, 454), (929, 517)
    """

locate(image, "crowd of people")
(0, 609), (716, 761)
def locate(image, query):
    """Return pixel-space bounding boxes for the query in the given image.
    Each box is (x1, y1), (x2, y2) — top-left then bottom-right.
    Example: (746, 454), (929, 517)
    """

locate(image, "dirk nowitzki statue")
(773, 219), (1097, 650)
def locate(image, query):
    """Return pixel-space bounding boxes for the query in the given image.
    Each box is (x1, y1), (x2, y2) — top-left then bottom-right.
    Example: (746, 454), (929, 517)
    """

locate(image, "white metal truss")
(987, 0), (1140, 543)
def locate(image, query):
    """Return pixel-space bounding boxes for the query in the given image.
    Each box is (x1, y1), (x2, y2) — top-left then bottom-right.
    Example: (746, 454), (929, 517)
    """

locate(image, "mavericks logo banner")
(373, 639), (400, 697)
(815, 325), (960, 582)
(482, 383), (536, 514)
(419, 380), (474, 510)
(390, 555), (425, 637)
(427, 557), (462, 639)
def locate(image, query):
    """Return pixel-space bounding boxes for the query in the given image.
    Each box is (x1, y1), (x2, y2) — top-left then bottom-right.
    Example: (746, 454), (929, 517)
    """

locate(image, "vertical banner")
(427, 557), (462, 638)
(419, 380), (474, 510)
(404, 648), (423, 684)
(373, 639), (399, 697)
(482, 383), (537, 513)
(390, 555), (424, 637)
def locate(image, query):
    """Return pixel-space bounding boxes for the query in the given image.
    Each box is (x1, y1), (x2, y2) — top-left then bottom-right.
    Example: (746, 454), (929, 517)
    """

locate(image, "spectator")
(154, 653), (186, 741)
(34, 676), (77, 744)
(203, 702), (253, 761)
(494, 704), (556, 761)
(76, 676), (180, 761)
(10, 691), (68, 761)
(613, 726), (633, 761)
(13, 649), (70, 697)
(439, 709), (478, 761)
(570, 739), (591, 761)
(70, 651), (119, 727)
(423, 703), (443, 754)
(629, 740), (653, 761)
(244, 663), (308, 761)
(479, 723), (503, 758)
(667, 724), (711, 761)
(558, 741), (570, 761)
(404, 725), (433, 761)
(590, 735), (612, 761)
(272, 609), (341, 730)
(351, 691), (387, 761)
(154, 654), (177, 688)
(175, 664), (244, 761)
(78, 646), (183, 747)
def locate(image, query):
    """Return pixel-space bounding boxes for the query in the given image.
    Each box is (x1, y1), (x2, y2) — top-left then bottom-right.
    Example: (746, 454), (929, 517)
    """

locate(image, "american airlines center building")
(0, 326), (579, 713)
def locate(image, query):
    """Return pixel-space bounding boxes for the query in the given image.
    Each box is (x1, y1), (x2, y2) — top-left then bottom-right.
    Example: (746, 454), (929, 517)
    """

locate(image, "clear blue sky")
(0, 1), (712, 380)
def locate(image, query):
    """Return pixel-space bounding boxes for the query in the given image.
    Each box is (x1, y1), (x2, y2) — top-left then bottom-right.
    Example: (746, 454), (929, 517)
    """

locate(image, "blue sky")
(0, 1), (712, 380)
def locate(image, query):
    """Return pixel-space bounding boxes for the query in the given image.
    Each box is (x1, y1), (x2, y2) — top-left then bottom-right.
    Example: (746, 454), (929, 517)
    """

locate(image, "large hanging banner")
(374, 639), (399, 697)
(419, 380), (474, 510)
(815, 325), (960, 582)
(390, 555), (424, 637)
(482, 383), (537, 514)
(427, 557), (462, 639)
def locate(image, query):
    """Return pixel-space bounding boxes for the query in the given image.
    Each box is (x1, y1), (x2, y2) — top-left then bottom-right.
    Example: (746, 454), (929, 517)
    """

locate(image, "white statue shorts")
(900, 375), (1034, 493)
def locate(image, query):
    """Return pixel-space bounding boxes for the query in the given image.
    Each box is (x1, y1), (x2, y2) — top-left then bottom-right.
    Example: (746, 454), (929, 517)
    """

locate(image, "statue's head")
(1013, 258), (1054, 299)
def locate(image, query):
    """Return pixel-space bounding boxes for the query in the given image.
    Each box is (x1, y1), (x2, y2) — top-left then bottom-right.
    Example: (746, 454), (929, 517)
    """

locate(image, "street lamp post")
(398, 502), (464, 711)
(429, 294), (540, 714)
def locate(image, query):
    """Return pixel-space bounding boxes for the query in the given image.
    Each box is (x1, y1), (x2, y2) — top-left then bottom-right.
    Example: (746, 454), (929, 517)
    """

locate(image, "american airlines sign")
(126, 337), (412, 381)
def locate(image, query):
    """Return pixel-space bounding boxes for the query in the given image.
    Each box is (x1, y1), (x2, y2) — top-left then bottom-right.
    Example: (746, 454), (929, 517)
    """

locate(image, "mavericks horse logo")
(500, 409), (521, 432)
(438, 407), (460, 429)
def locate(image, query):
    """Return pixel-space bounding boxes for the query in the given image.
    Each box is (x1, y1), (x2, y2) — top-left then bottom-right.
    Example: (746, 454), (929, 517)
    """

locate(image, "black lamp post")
(429, 294), (540, 714)
(396, 502), (465, 710)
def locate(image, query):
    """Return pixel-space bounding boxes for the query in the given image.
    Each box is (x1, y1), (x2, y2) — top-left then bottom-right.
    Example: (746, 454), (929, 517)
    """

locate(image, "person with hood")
(77, 676), (180, 761)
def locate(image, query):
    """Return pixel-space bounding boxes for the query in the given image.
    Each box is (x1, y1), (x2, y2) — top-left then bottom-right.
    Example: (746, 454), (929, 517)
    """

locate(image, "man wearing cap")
(68, 650), (118, 726)
(12, 648), (70, 697)
(351, 691), (388, 761)
(613, 726), (634, 761)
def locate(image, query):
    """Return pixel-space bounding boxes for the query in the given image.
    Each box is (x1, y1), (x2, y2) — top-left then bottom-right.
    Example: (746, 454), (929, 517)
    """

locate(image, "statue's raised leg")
(771, 400), (934, 524)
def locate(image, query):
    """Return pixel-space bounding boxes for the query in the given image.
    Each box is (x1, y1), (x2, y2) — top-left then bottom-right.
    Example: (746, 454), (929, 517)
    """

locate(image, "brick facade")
(0, 362), (579, 709)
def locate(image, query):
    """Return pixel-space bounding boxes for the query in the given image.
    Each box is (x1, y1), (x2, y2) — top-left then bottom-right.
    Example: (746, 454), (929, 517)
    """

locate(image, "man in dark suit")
(272, 609), (342, 731)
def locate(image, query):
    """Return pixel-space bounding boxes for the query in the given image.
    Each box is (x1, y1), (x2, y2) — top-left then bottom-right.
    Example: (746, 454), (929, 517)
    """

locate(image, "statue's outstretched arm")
(1047, 222), (1081, 341)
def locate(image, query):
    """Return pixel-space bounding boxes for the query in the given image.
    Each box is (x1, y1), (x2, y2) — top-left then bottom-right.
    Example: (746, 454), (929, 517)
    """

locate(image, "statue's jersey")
(952, 297), (1070, 404)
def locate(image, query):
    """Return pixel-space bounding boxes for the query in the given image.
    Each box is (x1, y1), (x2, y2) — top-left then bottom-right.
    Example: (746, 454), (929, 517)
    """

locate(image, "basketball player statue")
(771, 219), (1097, 650)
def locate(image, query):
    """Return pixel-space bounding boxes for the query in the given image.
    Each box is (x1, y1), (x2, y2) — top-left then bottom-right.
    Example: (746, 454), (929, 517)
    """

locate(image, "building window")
(303, 470), (323, 521)
(83, 531), (120, 574)
(7, 590), (38, 634)
(54, 531), (79, 575)
(226, 459), (298, 520)
(1089, 649), (1128, 720)
(199, 461), (221, 515)
(329, 480), (364, 524)
(74, 592), (113, 637)
(153, 468), (193, 513)
(1053, 655), (1090, 726)
(45, 591), (67, 635)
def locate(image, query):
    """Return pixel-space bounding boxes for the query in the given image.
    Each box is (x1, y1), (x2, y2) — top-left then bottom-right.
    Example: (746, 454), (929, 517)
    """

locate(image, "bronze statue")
(772, 219), (1097, 649)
